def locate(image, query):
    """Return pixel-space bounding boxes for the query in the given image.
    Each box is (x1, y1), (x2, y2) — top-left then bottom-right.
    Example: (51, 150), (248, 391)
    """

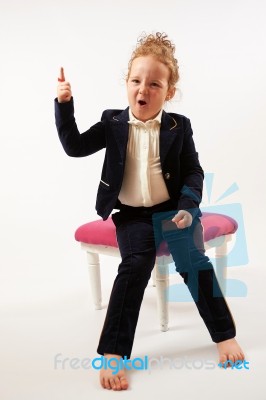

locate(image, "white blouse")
(118, 109), (170, 207)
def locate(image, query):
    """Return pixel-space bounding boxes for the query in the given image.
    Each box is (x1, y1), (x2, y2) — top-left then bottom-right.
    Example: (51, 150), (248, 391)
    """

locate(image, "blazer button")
(164, 172), (171, 180)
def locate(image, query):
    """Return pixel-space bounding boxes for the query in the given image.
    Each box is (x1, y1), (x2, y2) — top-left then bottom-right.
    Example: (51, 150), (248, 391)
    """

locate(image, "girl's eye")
(131, 79), (139, 84)
(151, 82), (159, 87)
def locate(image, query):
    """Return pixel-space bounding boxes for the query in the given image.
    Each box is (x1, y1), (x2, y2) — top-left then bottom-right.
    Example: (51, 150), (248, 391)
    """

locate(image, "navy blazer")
(55, 98), (204, 220)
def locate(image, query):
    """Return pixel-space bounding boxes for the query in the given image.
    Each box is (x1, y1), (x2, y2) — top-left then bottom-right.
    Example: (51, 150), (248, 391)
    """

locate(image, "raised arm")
(55, 68), (106, 157)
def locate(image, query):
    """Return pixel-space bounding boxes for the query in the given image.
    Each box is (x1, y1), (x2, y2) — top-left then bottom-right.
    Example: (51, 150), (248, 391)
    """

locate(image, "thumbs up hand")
(57, 67), (72, 103)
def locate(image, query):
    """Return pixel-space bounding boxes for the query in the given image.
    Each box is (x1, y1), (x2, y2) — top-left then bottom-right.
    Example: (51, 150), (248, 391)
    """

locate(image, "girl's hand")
(57, 67), (72, 103)
(172, 210), (192, 229)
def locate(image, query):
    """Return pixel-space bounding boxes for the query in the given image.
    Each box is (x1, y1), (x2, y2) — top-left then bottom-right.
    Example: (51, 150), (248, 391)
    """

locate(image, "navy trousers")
(97, 201), (236, 358)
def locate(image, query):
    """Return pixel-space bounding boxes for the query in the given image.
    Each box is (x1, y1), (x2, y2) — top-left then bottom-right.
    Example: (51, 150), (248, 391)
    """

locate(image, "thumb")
(172, 210), (184, 223)
(172, 210), (192, 228)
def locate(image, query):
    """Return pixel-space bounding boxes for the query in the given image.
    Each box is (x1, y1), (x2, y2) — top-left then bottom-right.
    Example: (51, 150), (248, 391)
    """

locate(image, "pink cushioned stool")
(75, 212), (237, 332)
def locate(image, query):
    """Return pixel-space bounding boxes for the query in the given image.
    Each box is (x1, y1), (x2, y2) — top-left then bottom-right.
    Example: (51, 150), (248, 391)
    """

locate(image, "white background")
(1, 0), (265, 399)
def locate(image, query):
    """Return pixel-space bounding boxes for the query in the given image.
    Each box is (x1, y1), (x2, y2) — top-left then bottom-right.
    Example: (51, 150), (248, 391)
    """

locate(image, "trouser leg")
(153, 211), (236, 343)
(97, 216), (156, 359)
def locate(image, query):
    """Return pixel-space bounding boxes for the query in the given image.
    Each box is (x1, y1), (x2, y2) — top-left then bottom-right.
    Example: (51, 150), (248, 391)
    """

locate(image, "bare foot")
(217, 338), (245, 368)
(99, 354), (129, 390)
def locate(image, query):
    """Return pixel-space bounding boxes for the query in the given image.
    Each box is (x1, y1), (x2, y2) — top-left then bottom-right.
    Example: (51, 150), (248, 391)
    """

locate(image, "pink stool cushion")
(75, 212), (238, 254)
(75, 218), (118, 248)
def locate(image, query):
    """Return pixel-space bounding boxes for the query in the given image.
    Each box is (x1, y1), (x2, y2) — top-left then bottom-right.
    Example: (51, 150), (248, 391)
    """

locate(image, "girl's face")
(127, 55), (175, 122)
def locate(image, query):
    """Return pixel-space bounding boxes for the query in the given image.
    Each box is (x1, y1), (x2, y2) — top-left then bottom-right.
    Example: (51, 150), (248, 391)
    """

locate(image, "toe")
(227, 354), (235, 367)
(120, 376), (129, 390)
(109, 378), (116, 390)
(104, 377), (111, 390)
(114, 377), (121, 391)
(220, 354), (227, 364)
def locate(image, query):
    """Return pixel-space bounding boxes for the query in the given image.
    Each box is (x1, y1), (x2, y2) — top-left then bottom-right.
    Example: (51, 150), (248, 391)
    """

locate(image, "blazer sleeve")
(54, 97), (106, 157)
(177, 118), (204, 215)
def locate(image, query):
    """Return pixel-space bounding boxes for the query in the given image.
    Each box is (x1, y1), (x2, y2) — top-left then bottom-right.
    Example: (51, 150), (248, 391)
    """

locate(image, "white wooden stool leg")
(155, 256), (169, 332)
(86, 251), (102, 310)
(214, 235), (231, 296)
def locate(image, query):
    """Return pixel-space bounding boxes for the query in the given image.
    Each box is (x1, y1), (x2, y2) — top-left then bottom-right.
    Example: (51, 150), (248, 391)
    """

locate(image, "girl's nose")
(139, 86), (147, 95)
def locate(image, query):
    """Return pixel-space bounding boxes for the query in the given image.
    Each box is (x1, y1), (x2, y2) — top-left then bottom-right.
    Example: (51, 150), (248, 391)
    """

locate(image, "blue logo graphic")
(218, 360), (250, 370)
(92, 355), (148, 375)
(160, 173), (249, 301)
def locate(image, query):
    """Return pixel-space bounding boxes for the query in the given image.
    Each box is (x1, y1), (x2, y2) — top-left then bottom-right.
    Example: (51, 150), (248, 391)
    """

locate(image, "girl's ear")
(166, 86), (176, 101)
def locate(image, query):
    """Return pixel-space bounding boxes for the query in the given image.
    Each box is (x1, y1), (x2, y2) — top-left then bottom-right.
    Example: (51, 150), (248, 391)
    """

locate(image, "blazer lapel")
(110, 108), (130, 161)
(109, 108), (180, 165)
(160, 111), (180, 165)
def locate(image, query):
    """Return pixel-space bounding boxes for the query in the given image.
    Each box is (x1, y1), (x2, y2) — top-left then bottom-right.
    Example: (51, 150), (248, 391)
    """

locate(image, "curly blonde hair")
(127, 32), (179, 88)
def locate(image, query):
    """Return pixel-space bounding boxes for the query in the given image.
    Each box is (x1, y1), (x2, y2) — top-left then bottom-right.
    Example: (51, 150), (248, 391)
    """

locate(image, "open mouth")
(138, 100), (147, 106)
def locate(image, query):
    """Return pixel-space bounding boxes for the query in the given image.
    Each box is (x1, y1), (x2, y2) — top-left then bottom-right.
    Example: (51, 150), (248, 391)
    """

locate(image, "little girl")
(55, 32), (244, 391)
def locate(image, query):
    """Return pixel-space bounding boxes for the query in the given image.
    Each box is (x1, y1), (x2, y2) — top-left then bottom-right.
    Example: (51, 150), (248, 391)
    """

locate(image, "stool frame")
(79, 234), (232, 332)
